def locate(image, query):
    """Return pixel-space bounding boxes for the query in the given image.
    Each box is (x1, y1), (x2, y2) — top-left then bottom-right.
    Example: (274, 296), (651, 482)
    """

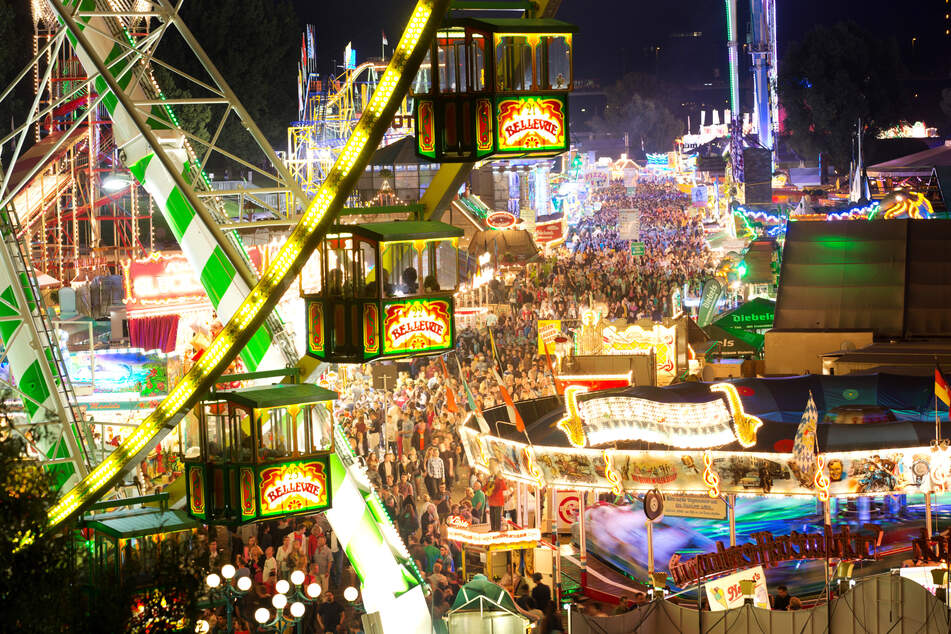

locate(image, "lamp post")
(197, 564), (252, 633)
(254, 572), (323, 633)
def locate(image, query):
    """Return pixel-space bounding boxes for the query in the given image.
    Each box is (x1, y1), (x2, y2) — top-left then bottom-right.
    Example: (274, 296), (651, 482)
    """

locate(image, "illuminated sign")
(486, 211), (517, 230)
(122, 252), (208, 312)
(446, 525), (542, 549)
(534, 217), (565, 244)
(495, 95), (567, 154)
(671, 526), (883, 586)
(258, 458), (330, 517)
(381, 297), (453, 356)
(556, 382), (762, 448)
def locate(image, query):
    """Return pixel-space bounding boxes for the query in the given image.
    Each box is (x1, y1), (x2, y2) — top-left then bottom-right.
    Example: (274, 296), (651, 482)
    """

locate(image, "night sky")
(294, 0), (945, 85)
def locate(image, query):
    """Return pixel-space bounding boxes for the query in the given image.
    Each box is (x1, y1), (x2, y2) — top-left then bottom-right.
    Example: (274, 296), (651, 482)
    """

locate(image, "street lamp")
(254, 572), (322, 633)
(198, 565), (251, 633)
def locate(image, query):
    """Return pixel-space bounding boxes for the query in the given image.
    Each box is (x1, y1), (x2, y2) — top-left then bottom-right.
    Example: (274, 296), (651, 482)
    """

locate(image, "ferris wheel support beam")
(46, 0), (451, 529)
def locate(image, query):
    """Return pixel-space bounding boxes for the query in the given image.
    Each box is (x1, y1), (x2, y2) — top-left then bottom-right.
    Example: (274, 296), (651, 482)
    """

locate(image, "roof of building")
(215, 383), (338, 409)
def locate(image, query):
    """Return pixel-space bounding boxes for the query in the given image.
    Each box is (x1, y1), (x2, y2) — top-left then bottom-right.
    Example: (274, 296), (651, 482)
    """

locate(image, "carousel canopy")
(474, 373), (949, 453)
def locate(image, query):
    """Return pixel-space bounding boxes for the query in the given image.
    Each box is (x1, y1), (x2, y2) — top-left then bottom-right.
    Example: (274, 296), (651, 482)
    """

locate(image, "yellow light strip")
(710, 383), (763, 447)
(47, 0), (449, 527)
(555, 384), (588, 447)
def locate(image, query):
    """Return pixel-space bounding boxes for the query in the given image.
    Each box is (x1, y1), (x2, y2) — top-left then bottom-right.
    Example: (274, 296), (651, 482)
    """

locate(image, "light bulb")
(290, 601), (306, 618)
(290, 570), (305, 586)
(344, 586), (359, 602)
(206, 573), (221, 588)
(236, 576), (252, 592)
(221, 564), (235, 580)
(275, 579), (290, 595)
(254, 608), (270, 624)
(272, 593), (287, 610)
(306, 582), (321, 598)
(195, 619), (209, 634)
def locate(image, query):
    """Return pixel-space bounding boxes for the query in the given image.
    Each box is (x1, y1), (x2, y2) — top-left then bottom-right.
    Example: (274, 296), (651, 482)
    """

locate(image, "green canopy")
(712, 297), (775, 332)
(215, 383), (338, 409)
(703, 324), (759, 357)
(450, 575), (520, 613)
(83, 508), (199, 540)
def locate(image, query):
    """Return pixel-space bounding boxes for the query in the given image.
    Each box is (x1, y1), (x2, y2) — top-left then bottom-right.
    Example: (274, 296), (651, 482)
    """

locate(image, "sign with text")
(537, 319), (563, 355)
(258, 458), (330, 517)
(704, 566), (770, 611)
(630, 241), (646, 257)
(381, 297), (454, 357)
(665, 494), (727, 520)
(495, 95), (568, 155)
(691, 185), (709, 208)
(122, 252), (208, 312)
(535, 217), (565, 244)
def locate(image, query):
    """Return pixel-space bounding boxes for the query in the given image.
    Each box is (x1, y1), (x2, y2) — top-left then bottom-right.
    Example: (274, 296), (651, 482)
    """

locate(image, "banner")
(665, 494), (727, 520)
(697, 278), (724, 327)
(704, 566), (770, 611)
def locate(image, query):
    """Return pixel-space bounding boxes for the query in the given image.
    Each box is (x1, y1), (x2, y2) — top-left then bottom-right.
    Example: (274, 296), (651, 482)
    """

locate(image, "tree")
(0, 412), (203, 633)
(0, 2), (35, 154)
(588, 93), (683, 154)
(154, 0), (301, 169)
(778, 21), (907, 175)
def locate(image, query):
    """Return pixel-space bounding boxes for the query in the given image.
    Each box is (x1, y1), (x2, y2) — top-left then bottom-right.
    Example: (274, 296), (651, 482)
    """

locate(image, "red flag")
(493, 367), (525, 432)
(439, 357), (459, 413)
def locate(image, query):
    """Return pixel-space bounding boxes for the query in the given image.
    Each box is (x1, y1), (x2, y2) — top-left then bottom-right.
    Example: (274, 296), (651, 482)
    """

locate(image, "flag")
(382, 30), (388, 46)
(455, 357), (489, 432)
(493, 365), (525, 432)
(439, 357), (458, 413)
(791, 391), (819, 486)
(937, 366), (950, 407)
(486, 326), (502, 370)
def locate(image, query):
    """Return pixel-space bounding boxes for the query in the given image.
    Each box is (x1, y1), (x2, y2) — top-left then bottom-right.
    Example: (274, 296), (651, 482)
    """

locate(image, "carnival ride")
(461, 372), (951, 601)
(0, 0), (573, 630)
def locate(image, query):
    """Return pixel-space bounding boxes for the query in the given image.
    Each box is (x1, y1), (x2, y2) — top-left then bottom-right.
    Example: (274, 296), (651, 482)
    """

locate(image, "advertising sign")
(535, 217), (565, 244)
(618, 209), (640, 241)
(691, 185), (709, 208)
(495, 95), (568, 154)
(537, 320), (563, 355)
(556, 490), (581, 531)
(381, 297), (453, 357)
(258, 458), (331, 517)
(704, 566), (770, 611)
(630, 242), (646, 257)
(665, 494), (727, 520)
(122, 252), (208, 312)
(486, 211), (518, 230)
(697, 278), (724, 327)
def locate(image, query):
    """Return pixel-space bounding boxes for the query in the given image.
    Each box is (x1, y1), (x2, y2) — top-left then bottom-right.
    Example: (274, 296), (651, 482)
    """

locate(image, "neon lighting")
(47, 0), (445, 527)
(258, 460), (330, 517)
(815, 455), (830, 502)
(879, 192), (933, 220)
(522, 446), (544, 488)
(446, 525), (541, 547)
(710, 383), (763, 448)
(602, 450), (623, 495)
(600, 322), (677, 375)
(121, 252), (208, 310)
(382, 298), (452, 356)
(556, 385), (589, 448)
(496, 96), (567, 153)
(554, 372), (633, 393)
(702, 450), (720, 498)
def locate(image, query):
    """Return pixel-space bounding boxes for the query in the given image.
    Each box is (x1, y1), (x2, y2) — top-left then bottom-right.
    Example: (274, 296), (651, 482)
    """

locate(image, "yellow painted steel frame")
(48, 0), (451, 528)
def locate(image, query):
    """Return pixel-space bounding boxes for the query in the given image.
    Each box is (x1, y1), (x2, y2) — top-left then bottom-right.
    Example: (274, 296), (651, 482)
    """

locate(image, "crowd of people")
(189, 177), (716, 632)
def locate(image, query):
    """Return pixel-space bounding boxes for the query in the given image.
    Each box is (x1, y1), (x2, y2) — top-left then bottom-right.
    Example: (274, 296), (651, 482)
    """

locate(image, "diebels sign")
(382, 297), (454, 356)
(496, 95), (568, 154)
(258, 458), (330, 517)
